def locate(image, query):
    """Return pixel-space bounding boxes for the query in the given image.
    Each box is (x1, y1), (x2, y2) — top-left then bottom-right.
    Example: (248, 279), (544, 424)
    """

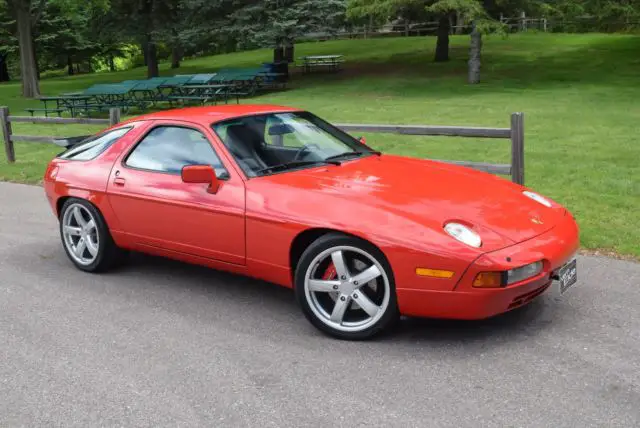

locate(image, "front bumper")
(396, 211), (579, 320)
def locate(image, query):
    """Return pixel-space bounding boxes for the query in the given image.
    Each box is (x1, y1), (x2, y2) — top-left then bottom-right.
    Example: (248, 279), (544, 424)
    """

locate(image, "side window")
(125, 126), (227, 177)
(58, 127), (132, 160)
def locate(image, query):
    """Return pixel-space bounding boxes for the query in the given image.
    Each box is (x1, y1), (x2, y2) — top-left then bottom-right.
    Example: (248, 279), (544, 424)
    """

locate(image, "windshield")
(212, 111), (376, 177)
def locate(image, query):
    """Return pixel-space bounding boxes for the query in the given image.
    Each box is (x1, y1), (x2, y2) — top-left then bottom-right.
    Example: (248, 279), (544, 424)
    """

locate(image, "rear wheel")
(59, 198), (127, 273)
(295, 233), (399, 340)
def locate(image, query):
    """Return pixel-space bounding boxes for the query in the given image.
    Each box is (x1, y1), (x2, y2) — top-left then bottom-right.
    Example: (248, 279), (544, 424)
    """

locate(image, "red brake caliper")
(322, 263), (338, 280)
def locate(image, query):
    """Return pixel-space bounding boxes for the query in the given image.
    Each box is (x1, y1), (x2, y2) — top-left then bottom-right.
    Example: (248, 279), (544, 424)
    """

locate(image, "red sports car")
(44, 105), (579, 340)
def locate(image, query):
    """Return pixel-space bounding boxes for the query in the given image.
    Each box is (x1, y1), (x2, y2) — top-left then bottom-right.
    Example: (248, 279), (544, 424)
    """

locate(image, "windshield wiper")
(255, 160), (340, 175)
(324, 150), (381, 162)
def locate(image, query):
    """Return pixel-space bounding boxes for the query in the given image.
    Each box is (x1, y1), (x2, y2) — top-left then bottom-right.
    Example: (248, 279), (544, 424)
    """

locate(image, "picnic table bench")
(129, 78), (168, 105)
(37, 83), (149, 117)
(298, 55), (344, 73)
(25, 107), (66, 117)
(37, 95), (95, 117)
(168, 84), (240, 105)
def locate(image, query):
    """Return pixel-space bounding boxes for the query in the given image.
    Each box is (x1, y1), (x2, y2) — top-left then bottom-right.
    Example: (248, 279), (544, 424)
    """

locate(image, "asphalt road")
(1, 182), (639, 427)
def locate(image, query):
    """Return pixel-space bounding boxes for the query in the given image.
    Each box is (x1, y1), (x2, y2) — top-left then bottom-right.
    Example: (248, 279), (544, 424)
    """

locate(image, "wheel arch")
(56, 196), (71, 217)
(289, 227), (390, 280)
(55, 191), (121, 231)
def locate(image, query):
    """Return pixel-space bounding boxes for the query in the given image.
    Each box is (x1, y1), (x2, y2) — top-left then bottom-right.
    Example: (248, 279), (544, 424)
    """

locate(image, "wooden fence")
(337, 112), (525, 185)
(0, 106), (524, 185)
(0, 107), (121, 163)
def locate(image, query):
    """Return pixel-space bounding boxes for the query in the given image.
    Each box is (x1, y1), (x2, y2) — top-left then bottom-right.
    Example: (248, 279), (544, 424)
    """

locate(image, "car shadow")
(121, 252), (560, 345)
(19, 238), (563, 348)
(121, 252), (298, 305)
(388, 299), (554, 342)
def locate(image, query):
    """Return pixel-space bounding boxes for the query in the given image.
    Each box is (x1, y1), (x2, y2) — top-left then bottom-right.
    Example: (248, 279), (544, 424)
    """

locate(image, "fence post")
(0, 106), (15, 163)
(109, 108), (121, 126)
(511, 112), (525, 185)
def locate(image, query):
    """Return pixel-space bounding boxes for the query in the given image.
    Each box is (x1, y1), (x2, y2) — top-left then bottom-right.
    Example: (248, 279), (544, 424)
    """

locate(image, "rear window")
(58, 127), (132, 161)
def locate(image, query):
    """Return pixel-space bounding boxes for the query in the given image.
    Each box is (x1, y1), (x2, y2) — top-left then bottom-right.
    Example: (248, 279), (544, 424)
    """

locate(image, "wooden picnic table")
(38, 83), (146, 117)
(37, 95), (94, 117)
(299, 55), (344, 73)
(78, 84), (144, 113)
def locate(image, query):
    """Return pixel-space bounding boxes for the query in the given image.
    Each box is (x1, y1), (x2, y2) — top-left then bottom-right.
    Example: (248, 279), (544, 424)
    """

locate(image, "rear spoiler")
(52, 135), (92, 149)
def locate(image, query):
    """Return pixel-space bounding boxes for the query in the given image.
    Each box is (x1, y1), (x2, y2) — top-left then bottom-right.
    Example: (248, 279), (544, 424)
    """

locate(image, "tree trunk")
(455, 11), (463, 35)
(434, 15), (450, 62)
(14, 1), (40, 97)
(468, 23), (482, 84)
(108, 55), (116, 72)
(284, 39), (294, 63)
(146, 41), (159, 78)
(141, 42), (148, 66)
(273, 42), (284, 62)
(0, 54), (10, 82)
(32, 36), (40, 80)
(67, 55), (74, 75)
(171, 45), (182, 69)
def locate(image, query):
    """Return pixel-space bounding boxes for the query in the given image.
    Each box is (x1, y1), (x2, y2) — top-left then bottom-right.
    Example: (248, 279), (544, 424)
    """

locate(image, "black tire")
(294, 232), (399, 340)
(59, 198), (127, 273)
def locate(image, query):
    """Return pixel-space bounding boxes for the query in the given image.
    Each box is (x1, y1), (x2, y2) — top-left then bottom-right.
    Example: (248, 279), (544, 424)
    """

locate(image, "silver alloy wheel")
(62, 203), (100, 266)
(304, 245), (391, 333)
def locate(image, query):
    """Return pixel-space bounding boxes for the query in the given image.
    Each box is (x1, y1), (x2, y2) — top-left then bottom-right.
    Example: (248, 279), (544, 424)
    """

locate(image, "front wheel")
(59, 198), (127, 273)
(295, 233), (399, 340)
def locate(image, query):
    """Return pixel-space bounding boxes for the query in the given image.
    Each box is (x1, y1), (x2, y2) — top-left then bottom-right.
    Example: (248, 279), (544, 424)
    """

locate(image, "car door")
(106, 120), (246, 265)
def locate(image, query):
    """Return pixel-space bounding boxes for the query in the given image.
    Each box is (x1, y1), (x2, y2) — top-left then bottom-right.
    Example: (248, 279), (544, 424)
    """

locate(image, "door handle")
(113, 177), (126, 186)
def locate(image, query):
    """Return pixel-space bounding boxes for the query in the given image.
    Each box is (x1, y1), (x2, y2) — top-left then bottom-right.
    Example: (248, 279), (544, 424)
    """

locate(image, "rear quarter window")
(58, 127), (132, 161)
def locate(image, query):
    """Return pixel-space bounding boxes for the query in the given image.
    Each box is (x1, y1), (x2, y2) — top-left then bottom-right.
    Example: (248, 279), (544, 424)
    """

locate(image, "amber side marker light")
(416, 268), (455, 279)
(473, 272), (504, 288)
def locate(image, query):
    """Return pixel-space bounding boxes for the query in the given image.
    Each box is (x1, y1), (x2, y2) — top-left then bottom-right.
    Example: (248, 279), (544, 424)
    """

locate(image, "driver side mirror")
(358, 136), (366, 145)
(181, 165), (220, 194)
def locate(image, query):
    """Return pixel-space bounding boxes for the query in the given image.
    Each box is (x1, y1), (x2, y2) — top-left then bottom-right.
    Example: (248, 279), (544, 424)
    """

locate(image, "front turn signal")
(415, 268), (455, 279)
(473, 272), (504, 288)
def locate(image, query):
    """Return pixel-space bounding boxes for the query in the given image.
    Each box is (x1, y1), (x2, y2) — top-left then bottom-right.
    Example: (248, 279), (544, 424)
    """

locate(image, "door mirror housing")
(358, 136), (366, 145)
(181, 165), (220, 194)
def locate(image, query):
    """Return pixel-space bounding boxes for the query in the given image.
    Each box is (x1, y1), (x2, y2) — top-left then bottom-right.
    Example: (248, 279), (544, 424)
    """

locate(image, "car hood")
(259, 154), (565, 250)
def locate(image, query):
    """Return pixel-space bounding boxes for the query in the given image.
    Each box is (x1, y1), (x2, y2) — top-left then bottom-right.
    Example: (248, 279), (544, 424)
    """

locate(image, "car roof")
(123, 104), (302, 126)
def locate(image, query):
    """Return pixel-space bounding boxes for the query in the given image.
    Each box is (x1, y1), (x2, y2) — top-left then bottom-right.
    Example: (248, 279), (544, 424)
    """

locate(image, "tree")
(108, 0), (182, 78)
(35, 0), (105, 75)
(348, 0), (487, 62)
(3, 0), (43, 97)
(226, 0), (347, 62)
(0, 1), (15, 81)
(348, 0), (500, 82)
(428, 0), (488, 62)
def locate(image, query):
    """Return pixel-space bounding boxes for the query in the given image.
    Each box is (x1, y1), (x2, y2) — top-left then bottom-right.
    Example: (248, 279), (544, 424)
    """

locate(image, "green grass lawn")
(0, 33), (639, 257)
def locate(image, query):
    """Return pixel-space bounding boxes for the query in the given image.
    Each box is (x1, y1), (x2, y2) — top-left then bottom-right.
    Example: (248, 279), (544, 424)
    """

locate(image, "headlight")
(444, 222), (482, 248)
(506, 261), (543, 285)
(523, 191), (552, 208)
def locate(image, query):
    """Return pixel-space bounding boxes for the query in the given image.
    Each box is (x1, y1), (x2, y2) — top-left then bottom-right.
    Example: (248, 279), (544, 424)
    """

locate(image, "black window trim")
(121, 123), (231, 180)
(56, 126), (134, 162)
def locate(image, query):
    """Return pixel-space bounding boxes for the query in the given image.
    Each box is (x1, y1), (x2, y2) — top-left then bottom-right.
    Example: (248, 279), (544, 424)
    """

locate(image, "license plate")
(557, 258), (577, 294)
